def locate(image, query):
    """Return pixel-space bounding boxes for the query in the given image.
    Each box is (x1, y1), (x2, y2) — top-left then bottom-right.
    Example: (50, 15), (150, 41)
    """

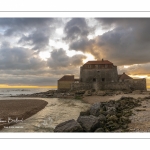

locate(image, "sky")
(0, 18), (150, 88)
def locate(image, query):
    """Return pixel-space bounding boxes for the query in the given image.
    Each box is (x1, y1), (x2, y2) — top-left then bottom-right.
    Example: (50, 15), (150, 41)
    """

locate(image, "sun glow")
(130, 75), (148, 79)
(124, 65), (130, 68)
(39, 51), (50, 61)
(56, 28), (63, 35)
(0, 84), (57, 88)
(83, 53), (95, 63)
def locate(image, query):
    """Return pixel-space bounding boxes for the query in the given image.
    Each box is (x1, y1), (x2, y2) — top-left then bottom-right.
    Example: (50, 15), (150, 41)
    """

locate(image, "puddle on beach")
(0, 97), (90, 132)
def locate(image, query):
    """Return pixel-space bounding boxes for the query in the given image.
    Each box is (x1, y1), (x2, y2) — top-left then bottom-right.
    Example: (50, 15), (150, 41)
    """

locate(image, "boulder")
(80, 109), (90, 116)
(132, 90), (142, 94)
(54, 119), (83, 132)
(96, 90), (106, 96)
(90, 102), (101, 116)
(75, 90), (85, 94)
(115, 91), (124, 95)
(107, 115), (118, 122)
(119, 116), (131, 124)
(98, 114), (107, 122)
(77, 115), (101, 132)
(84, 90), (92, 96)
(105, 106), (116, 115)
(95, 128), (105, 132)
(106, 121), (120, 131)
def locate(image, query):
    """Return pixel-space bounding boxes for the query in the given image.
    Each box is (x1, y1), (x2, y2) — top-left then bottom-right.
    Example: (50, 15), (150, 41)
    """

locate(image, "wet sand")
(0, 99), (48, 130)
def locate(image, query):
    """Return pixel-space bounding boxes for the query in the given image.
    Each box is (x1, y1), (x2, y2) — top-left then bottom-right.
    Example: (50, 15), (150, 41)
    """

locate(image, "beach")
(0, 99), (48, 130)
(1, 91), (150, 132)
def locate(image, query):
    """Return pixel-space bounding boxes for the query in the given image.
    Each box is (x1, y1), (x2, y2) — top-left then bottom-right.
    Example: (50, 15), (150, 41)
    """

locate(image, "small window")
(93, 78), (96, 82)
(102, 78), (105, 82)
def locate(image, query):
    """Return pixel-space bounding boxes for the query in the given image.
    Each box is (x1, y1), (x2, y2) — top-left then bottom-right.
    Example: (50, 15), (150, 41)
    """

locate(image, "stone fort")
(58, 59), (147, 91)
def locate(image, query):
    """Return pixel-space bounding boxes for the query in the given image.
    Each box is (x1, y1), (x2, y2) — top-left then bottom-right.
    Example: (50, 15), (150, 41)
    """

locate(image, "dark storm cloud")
(0, 18), (60, 51)
(47, 48), (86, 69)
(70, 18), (150, 66)
(0, 44), (46, 70)
(0, 18), (54, 35)
(18, 27), (51, 50)
(63, 18), (91, 41)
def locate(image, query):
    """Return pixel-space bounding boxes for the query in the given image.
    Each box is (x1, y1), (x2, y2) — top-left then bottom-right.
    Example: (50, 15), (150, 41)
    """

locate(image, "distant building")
(118, 72), (133, 82)
(57, 75), (79, 91)
(80, 59), (118, 83)
(58, 59), (147, 91)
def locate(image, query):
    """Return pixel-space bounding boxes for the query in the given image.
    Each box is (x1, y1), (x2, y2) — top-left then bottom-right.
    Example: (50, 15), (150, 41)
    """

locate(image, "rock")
(75, 90), (85, 94)
(84, 90), (92, 96)
(96, 90), (106, 96)
(121, 124), (128, 129)
(107, 115), (118, 122)
(54, 119), (83, 132)
(77, 115), (101, 132)
(105, 106), (116, 116)
(90, 102), (101, 116)
(122, 109), (132, 117)
(135, 108), (146, 111)
(80, 109), (90, 116)
(115, 91), (124, 95)
(95, 128), (105, 132)
(142, 91), (149, 95)
(98, 114), (107, 122)
(144, 96), (150, 99)
(132, 90), (142, 94)
(119, 116), (131, 124)
(106, 121), (120, 131)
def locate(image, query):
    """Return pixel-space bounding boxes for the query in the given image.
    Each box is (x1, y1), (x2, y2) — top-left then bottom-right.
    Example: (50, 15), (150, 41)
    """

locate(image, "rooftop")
(118, 72), (133, 80)
(84, 59), (113, 65)
(58, 75), (74, 81)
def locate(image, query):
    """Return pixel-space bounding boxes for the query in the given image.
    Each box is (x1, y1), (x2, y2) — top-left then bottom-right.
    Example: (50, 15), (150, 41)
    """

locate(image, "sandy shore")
(82, 94), (149, 104)
(0, 99), (48, 130)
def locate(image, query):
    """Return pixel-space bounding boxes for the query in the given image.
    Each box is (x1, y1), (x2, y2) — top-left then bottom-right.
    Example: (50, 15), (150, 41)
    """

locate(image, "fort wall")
(71, 79), (147, 91)
(80, 66), (118, 83)
(58, 81), (74, 91)
(70, 83), (92, 91)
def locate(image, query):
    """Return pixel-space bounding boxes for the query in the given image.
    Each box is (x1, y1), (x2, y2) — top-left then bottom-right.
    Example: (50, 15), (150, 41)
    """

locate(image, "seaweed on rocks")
(54, 96), (142, 132)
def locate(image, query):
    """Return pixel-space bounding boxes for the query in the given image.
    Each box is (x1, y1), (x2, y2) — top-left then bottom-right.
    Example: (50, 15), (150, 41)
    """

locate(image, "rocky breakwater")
(54, 97), (142, 132)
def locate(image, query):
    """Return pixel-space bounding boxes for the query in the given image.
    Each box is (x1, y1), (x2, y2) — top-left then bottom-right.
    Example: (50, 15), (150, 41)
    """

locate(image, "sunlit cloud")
(124, 65), (130, 68)
(56, 28), (63, 35)
(39, 51), (50, 61)
(83, 53), (95, 63)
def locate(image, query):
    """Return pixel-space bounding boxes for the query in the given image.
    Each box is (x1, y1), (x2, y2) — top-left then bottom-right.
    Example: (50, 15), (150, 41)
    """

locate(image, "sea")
(0, 88), (52, 97)
(0, 88), (90, 132)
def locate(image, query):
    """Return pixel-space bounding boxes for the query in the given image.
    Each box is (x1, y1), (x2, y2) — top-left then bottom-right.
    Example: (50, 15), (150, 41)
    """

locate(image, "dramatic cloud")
(0, 43), (47, 70)
(118, 63), (150, 76)
(64, 18), (91, 42)
(0, 18), (61, 51)
(47, 48), (86, 69)
(70, 18), (150, 66)
(18, 26), (51, 50)
(0, 18), (150, 87)
(0, 18), (54, 35)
